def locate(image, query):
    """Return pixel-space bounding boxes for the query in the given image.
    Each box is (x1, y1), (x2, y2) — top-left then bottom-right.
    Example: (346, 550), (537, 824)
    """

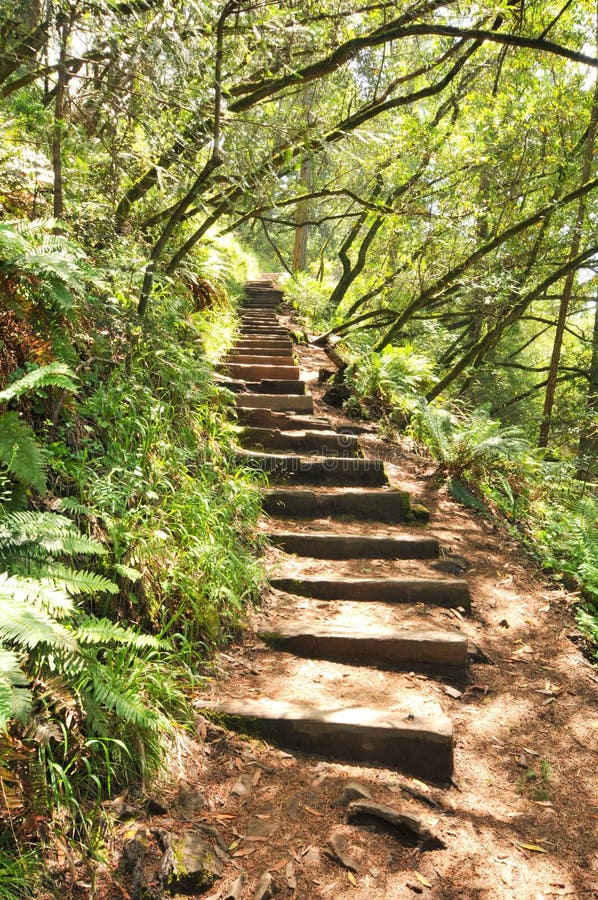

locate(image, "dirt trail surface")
(87, 283), (597, 900)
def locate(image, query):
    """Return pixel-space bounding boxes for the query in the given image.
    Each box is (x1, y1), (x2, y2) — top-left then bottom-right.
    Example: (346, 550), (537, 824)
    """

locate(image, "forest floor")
(66, 336), (597, 900)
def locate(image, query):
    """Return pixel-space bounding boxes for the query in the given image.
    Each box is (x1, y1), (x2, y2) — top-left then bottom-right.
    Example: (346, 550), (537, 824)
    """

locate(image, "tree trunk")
(52, 12), (72, 220)
(538, 29), (598, 447)
(577, 294), (598, 479)
(292, 155), (311, 273)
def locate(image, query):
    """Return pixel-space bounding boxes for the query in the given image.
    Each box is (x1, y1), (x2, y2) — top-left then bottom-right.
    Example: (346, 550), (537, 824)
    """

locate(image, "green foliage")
(411, 403), (530, 481)
(344, 346), (437, 420)
(48, 290), (266, 648)
(0, 845), (42, 899)
(0, 364), (79, 499)
(413, 404), (598, 658)
(0, 221), (104, 319)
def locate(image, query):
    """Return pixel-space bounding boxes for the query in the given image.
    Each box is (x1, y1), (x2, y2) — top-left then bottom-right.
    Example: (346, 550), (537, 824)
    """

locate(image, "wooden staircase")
(202, 279), (474, 782)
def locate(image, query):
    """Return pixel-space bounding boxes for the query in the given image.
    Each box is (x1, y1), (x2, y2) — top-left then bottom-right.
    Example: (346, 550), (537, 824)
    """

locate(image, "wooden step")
(240, 327), (288, 336)
(218, 363), (301, 380)
(240, 428), (359, 455)
(226, 354), (296, 365)
(252, 379), (306, 395)
(203, 698), (453, 780)
(269, 575), (470, 610)
(235, 394), (314, 413)
(267, 531), (438, 559)
(259, 623), (467, 672)
(263, 487), (416, 521)
(235, 409), (333, 431)
(219, 379), (306, 395)
(237, 450), (387, 485)
(234, 340), (293, 351)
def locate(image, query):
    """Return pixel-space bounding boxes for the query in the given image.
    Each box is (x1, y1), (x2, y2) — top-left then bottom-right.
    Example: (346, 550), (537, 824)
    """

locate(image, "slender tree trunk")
(538, 26), (598, 447)
(292, 154), (312, 274)
(292, 87), (315, 273)
(577, 294), (598, 479)
(52, 11), (72, 220)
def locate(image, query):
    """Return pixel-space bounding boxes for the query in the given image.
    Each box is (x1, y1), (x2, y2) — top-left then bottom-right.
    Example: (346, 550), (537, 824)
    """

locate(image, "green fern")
(0, 648), (32, 730)
(414, 403), (529, 479)
(0, 413), (46, 493)
(0, 363), (78, 405)
(0, 220), (105, 318)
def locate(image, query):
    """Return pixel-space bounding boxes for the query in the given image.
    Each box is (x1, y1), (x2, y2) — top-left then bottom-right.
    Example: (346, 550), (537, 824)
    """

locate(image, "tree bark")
(538, 49), (598, 447)
(52, 11), (72, 220)
(577, 294), (598, 479)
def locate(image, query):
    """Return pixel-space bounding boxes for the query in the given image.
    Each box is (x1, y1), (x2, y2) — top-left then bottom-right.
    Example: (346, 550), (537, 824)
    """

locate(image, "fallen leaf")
(347, 872), (357, 885)
(512, 840), (547, 853)
(286, 861), (297, 890)
(270, 859), (289, 871)
(232, 847), (256, 858)
(411, 779), (430, 793)
(415, 872), (432, 888)
(304, 805), (323, 817)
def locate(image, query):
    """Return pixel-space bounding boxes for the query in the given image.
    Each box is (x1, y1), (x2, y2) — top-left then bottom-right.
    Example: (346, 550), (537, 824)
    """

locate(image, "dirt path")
(99, 283), (597, 900)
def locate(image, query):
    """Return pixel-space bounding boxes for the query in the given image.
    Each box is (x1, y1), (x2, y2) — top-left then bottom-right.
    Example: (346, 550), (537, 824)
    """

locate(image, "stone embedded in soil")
(146, 797), (168, 816)
(176, 783), (205, 817)
(259, 623), (468, 672)
(325, 831), (360, 872)
(331, 781), (373, 807)
(202, 697), (454, 780)
(346, 800), (446, 851)
(269, 575), (471, 611)
(164, 830), (223, 895)
(231, 773), (254, 799)
(253, 871), (279, 899)
(267, 531), (439, 559)
(262, 487), (417, 521)
(247, 818), (277, 837)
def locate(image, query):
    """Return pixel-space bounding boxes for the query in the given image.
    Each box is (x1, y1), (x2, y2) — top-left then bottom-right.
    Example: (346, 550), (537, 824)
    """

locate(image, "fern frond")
(0, 572), (74, 617)
(76, 659), (160, 731)
(0, 588), (77, 651)
(57, 496), (96, 516)
(29, 565), (119, 597)
(0, 363), (79, 405)
(0, 510), (106, 557)
(0, 413), (46, 492)
(0, 648), (32, 731)
(74, 617), (161, 648)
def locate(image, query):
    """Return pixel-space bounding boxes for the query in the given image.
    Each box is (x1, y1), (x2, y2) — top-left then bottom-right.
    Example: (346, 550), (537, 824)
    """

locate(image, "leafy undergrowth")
(0, 224), (266, 893)
(337, 360), (598, 661)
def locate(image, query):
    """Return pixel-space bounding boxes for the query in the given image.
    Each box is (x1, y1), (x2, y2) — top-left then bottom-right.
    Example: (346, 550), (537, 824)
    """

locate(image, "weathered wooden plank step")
(226, 354), (296, 365)
(267, 531), (438, 559)
(203, 698), (453, 780)
(218, 363), (301, 380)
(234, 340), (293, 350)
(235, 408), (333, 430)
(240, 427), (359, 455)
(251, 379), (306, 395)
(259, 623), (467, 671)
(263, 487), (418, 522)
(240, 317), (280, 324)
(240, 327), (288, 335)
(237, 450), (387, 485)
(269, 575), (470, 610)
(216, 378), (306, 396)
(235, 393), (314, 413)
